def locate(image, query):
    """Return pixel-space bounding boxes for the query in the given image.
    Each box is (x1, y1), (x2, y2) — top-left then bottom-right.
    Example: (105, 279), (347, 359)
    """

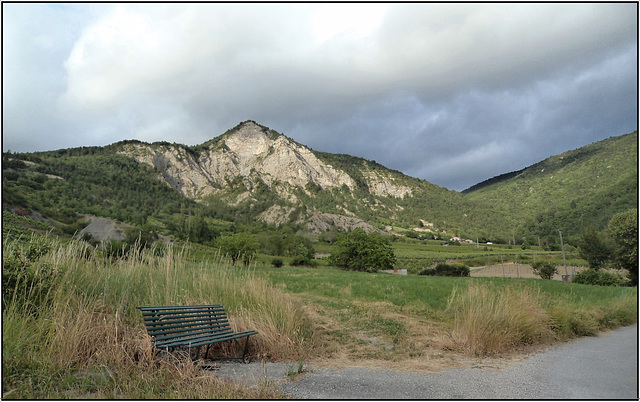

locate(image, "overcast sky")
(3, 3), (637, 191)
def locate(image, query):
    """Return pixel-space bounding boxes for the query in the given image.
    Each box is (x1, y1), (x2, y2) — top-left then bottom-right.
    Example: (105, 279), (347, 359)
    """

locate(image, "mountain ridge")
(118, 120), (420, 201)
(463, 131), (637, 241)
(3, 121), (636, 245)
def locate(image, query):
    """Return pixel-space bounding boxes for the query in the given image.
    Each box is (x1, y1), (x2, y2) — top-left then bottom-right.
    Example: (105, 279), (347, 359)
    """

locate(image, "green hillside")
(463, 131), (638, 244)
(2, 127), (636, 248)
(1, 147), (220, 241)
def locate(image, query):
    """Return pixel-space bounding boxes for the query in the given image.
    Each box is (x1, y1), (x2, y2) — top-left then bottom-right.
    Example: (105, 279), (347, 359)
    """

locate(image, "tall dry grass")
(3, 237), (310, 398)
(446, 283), (555, 355)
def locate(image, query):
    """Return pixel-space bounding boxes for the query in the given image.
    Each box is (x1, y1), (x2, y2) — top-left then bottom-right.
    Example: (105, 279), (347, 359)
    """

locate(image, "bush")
(329, 228), (395, 273)
(103, 239), (129, 260)
(572, 269), (627, 287)
(608, 209), (638, 285)
(578, 226), (612, 269)
(271, 258), (284, 268)
(531, 261), (558, 280)
(290, 256), (307, 266)
(216, 232), (259, 265)
(2, 236), (58, 310)
(419, 263), (469, 277)
(292, 243), (315, 266)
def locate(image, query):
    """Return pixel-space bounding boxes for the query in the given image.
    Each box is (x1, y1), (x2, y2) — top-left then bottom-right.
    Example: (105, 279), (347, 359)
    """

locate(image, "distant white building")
(450, 236), (474, 244)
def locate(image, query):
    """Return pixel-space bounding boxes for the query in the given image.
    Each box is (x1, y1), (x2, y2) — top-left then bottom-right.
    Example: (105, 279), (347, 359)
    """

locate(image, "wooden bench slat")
(144, 314), (227, 322)
(177, 331), (259, 349)
(155, 331), (236, 348)
(145, 318), (230, 327)
(144, 317), (229, 328)
(157, 330), (259, 349)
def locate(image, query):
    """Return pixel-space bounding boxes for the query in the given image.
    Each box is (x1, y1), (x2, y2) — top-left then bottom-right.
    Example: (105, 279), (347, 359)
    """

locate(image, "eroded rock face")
(117, 121), (417, 233)
(258, 206), (382, 235)
(77, 217), (128, 241)
(362, 169), (413, 198)
(120, 121), (356, 200)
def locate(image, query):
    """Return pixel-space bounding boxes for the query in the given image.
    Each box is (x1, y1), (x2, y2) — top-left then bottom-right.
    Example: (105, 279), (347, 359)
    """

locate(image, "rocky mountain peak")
(119, 121), (356, 200)
(116, 120), (414, 236)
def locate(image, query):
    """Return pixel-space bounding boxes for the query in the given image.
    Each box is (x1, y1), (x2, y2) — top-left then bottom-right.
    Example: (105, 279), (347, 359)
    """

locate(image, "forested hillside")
(2, 124), (636, 248)
(463, 131), (638, 244)
(2, 148), (222, 243)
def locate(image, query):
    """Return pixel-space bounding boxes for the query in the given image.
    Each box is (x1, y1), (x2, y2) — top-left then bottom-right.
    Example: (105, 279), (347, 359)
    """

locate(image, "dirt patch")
(76, 217), (131, 242)
(299, 297), (537, 374)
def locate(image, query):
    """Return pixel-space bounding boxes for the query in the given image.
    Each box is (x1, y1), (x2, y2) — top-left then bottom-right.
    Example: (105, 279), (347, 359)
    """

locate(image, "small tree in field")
(531, 261), (558, 280)
(329, 228), (395, 273)
(607, 208), (638, 286)
(216, 232), (258, 265)
(577, 226), (612, 269)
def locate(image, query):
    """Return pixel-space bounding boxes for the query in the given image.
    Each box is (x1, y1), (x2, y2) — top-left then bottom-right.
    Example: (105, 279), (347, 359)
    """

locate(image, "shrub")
(419, 263), (469, 277)
(290, 256), (308, 266)
(608, 209), (638, 285)
(271, 258), (284, 268)
(102, 239), (129, 260)
(577, 226), (612, 269)
(216, 232), (259, 265)
(2, 236), (58, 309)
(291, 243), (315, 266)
(531, 261), (558, 280)
(572, 269), (627, 287)
(329, 228), (395, 273)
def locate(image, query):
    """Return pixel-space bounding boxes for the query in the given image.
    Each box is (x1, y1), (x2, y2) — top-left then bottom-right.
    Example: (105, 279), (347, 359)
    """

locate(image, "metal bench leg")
(240, 336), (250, 363)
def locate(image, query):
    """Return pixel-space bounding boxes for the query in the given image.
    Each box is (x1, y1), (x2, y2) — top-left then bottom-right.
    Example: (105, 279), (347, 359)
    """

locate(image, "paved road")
(277, 324), (638, 399)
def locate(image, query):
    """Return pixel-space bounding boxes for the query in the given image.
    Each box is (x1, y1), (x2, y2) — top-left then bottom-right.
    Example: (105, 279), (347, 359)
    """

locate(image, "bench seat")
(138, 305), (258, 362)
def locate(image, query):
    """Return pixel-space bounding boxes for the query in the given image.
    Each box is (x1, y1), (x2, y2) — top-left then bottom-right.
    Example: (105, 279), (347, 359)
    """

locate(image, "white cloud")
(310, 4), (387, 43)
(60, 5), (218, 111)
(58, 3), (636, 114)
(3, 3), (637, 190)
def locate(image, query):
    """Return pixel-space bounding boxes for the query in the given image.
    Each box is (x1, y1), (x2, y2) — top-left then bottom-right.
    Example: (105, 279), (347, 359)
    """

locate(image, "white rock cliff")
(119, 121), (359, 200)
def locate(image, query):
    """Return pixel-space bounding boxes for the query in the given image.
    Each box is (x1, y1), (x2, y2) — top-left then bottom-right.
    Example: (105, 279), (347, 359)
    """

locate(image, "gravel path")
(216, 324), (637, 399)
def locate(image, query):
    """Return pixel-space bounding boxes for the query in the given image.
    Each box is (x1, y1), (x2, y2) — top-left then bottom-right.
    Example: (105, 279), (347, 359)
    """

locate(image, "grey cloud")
(2, 3), (636, 191)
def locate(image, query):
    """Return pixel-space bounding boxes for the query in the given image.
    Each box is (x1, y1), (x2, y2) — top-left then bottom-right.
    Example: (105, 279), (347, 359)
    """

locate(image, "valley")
(2, 121), (637, 398)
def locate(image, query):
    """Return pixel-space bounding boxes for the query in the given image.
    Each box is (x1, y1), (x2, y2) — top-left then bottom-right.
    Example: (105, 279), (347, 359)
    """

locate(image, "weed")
(285, 357), (306, 380)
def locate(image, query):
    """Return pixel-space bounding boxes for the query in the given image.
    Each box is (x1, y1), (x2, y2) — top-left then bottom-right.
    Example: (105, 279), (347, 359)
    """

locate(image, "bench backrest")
(138, 305), (232, 344)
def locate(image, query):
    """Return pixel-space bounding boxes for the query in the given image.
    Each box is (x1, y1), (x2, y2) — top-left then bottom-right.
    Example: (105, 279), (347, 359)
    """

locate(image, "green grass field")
(257, 264), (636, 360)
(258, 265), (635, 318)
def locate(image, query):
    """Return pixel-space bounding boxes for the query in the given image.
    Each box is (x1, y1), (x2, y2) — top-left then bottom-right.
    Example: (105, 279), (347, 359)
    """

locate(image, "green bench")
(138, 305), (258, 363)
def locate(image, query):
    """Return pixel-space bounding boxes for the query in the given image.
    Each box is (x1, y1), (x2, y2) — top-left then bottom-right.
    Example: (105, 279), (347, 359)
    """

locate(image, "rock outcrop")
(118, 120), (419, 232)
(120, 121), (356, 200)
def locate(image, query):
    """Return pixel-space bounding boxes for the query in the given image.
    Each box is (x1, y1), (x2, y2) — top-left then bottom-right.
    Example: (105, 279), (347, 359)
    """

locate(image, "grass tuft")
(446, 283), (555, 355)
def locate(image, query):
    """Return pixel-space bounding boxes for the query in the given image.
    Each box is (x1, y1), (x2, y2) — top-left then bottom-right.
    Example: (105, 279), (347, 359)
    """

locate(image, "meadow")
(298, 237), (585, 274)
(3, 232), (636, 398)
(259, 265), (636, 357)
